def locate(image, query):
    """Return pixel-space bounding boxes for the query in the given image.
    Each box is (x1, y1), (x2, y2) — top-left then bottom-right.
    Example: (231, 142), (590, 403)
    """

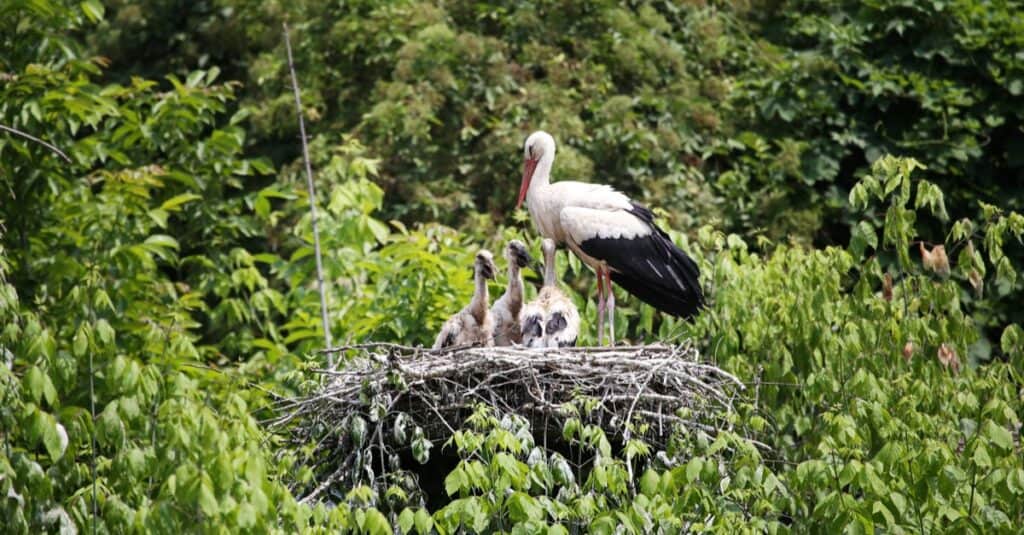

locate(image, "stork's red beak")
(517, 158), (538, 209)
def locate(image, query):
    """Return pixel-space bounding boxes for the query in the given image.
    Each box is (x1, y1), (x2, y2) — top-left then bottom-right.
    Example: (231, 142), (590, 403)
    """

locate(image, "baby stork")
(521, 238), (580, 348)
(432, 250), (498, 349)
(490, 240), (533, 346)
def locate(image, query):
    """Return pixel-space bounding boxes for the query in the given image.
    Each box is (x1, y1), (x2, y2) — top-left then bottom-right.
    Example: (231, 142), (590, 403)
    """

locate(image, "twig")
(87, 324), (98, 535)
(0, 123), (72, 163)
(299, 464), (347, 504)
(283, 23), (334, 368)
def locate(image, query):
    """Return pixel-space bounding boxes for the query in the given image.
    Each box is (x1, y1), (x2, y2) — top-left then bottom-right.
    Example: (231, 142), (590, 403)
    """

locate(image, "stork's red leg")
(595, 270), (606, 346)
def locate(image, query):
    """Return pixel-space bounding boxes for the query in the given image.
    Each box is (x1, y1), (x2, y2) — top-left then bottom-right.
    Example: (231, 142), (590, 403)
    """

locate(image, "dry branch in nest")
(272, 342), (747, 504)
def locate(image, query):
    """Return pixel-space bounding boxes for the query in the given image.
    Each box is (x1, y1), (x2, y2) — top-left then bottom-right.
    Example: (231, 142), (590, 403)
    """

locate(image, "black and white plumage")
(432, 250), (498, 349)
(490, 240), (533, 346)
(520, 238), (580, 348)
(517, 130), (704, 344)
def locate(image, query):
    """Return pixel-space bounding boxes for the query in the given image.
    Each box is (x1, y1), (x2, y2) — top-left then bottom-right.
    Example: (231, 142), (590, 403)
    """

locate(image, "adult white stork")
(490, 240), (533, 346)
(517, 131), (704, 344)
(520, 238), (580, 348)
(432, 250), (498, 349)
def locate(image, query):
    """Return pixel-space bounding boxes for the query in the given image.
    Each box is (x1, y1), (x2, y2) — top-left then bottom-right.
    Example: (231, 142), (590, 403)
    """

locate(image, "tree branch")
(0, 123), (72, 163)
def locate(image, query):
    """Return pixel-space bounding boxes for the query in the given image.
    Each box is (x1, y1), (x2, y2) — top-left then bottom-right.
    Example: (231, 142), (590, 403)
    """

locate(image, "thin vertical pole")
(283, 23), (334, 367)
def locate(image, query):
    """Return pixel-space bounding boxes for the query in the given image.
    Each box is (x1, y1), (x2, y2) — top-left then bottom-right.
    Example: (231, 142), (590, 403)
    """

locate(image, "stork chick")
(521, 238), (580, 348)
(490, 240), (533, 346)
(433, 250), (498, 349)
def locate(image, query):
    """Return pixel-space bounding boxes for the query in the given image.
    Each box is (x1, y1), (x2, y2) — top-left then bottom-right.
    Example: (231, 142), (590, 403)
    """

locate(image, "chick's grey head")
(506, 239), (533, 268)
(476, 250), (497, 280)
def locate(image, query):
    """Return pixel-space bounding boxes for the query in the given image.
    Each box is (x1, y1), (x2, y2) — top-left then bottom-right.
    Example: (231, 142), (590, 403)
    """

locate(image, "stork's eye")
(528, 146), (535, 159)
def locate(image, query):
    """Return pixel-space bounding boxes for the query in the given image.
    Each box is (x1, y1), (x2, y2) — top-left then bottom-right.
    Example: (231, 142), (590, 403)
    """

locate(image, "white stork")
(520, 238), (580, 348)
(490, 240), (533, 346)
(432, 250), (498, 349)
(517, 131), (704, 344)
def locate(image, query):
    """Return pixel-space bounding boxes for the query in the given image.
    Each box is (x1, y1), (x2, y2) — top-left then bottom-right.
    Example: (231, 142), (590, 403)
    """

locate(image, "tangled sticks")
(273, 343), (747, 504)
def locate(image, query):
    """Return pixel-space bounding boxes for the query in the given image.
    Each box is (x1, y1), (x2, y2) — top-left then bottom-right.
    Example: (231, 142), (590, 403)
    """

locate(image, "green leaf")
(160, 193), (202, 212)
(363, 509), (390, 535)
(444, 465), (466, 496)
(198, 481), (218, 516)
(872, 501), (894, 527)
(850, 221), (877, 258)
(1007, 469), (1024, 495)
(236, 503), (256, 528)
(972, 443), (992, 469)
(41, 371), (58, 407)
(24, 366), (44, 404)
(73, 325), (88, 357)
(144, 234), (180, 250)
(1002, 325), (1022, 356)
(686, 457), (702, 482)
(95, 318), (115, 346)
(367, 218), (391, 244)
(890, 492), (907, 516)
(548, 525), (569, 535)
(985, 422), (1014, 451)
(640, 468), (659, 496)
(507, 492), (542, 522)
(590, 516), (616, 535)
(186, 70), (206, 88)
(398, 508), (415, 535)
(80, 0), (104, 22)
(413, 508), (433, 535)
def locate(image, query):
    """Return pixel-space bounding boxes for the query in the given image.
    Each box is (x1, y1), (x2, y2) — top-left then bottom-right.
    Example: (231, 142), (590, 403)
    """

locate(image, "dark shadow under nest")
(271, 342), (751, 508)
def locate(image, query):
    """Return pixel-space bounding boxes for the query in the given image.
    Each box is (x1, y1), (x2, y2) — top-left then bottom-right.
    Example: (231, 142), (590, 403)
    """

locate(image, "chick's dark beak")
(514, 248), (533, 269)
(479, 260), (496, 280)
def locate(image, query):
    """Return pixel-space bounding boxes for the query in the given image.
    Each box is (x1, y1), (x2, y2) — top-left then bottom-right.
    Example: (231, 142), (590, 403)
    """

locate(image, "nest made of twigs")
(273, 342), (746, 504)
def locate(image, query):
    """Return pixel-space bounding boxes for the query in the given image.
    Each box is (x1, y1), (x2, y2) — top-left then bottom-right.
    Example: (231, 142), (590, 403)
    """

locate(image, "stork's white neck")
(526, 150), (554, 204)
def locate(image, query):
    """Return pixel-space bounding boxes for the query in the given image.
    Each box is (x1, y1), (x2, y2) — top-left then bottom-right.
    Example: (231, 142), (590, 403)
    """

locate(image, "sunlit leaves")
(79, 0), (104, 23)
(23, 366), (57, 407)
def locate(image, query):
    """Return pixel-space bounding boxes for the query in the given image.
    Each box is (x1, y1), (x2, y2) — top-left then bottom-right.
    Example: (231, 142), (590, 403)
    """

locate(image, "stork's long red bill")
(517, 158), (538, 209)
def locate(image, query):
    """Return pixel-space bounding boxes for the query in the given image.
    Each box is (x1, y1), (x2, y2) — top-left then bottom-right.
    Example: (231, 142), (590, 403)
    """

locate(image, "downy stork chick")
(521, 238), (580, 348)
(517, 131), (704, 345)
(491, 240), (534, 346)
(432, 250), (498, 349)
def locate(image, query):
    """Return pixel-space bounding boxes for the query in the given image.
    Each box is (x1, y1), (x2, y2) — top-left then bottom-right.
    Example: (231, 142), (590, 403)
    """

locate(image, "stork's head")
(475, 250), (497, 280)
(505, 239), (533, 269)
(518, 130), (556, 209)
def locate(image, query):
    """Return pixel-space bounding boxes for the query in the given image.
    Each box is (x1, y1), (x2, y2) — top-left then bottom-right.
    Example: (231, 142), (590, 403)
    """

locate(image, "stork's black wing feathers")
(578, 203), (704, 319)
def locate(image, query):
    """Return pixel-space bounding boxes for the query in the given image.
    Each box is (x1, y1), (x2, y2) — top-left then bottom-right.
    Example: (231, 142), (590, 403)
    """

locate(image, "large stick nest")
(273, 342), (746, 504)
